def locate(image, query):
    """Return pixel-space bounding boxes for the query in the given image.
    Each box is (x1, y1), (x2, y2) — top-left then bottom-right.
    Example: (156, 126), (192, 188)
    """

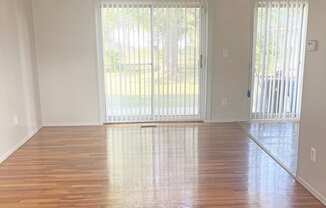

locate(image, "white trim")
(249, 2), (258, 120)
(0, 127), (41, 164)
(200, 4), (208, 121)
(98, 3), (208, 122)
(95, 0), (106, 125)
(42, 122), (102, 127)
(296, 176), (326, 206)
(106, 119), (202, 125)
(251, 118), (300, 122)
(99, 0), (204, 7)
(296, 2), (309, 119)
(205, 119), (249, 123)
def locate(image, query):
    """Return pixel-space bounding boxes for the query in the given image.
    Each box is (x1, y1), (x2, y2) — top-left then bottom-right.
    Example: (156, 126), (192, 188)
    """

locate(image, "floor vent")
(141, 124), (158, 128)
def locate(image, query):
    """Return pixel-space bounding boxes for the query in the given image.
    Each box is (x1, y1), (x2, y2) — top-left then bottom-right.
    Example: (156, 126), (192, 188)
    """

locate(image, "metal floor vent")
(140, 124), (158, 128)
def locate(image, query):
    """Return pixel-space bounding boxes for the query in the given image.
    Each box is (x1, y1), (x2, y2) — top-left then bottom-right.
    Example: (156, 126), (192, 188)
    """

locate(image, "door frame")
(248, 1), (309, 121)
(95, 0), (209, 124)
(95, 1), (106, 125)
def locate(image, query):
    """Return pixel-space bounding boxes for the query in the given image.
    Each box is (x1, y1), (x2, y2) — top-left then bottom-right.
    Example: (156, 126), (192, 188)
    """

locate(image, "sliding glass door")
(100, 1), (206, 122)
(250, 0), (308, 120)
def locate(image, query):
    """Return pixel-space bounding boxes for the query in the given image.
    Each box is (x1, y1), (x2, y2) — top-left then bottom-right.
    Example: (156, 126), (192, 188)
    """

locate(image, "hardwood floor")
(0, 123), (324, 207)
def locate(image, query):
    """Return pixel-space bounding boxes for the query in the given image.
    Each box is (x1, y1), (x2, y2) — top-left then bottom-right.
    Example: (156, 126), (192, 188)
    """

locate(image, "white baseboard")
(297, 176), (326, 205)
(0, 127), (41, 164)
(42, 122), (102, 127)
(204, 119), (249, 123)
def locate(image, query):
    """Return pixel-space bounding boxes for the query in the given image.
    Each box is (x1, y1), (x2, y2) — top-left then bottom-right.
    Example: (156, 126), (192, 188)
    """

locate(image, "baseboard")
(42, 122), (103, 127)
(0, 127), (41, 164)
(297, 176), (326, 205)
(205, 119), (249, 123)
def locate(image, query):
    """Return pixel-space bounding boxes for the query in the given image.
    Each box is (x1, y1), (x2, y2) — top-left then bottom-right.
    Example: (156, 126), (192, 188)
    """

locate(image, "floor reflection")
(106, 126), (199, 207)
(241, 121), (298, 175)
(248, 141), (296, 208)
(103, 123), (316, 207)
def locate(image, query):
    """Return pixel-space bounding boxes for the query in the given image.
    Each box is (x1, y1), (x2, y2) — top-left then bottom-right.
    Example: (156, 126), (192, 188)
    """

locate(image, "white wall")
(32, 0), (252, 125)
(209, 0), (252, 122)
(0, 0), (41, 162)
(32, 0), (100, 126)
(297, 0), (326, 204)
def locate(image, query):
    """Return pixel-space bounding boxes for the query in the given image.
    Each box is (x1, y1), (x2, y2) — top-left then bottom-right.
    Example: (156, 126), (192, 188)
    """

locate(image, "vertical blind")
(251, 0), (308, 120)
(100, 0), (206, 122)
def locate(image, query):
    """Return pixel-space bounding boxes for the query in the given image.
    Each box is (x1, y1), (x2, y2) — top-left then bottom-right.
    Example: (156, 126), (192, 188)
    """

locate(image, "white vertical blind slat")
(290, 0), (300, 119)
(283, 0), (292, 119)
(270, 0), (281, 119)
(184, 7), (188, 116)
(266, 0), (273, 119)
(193, 8), (198, 116)
(150, 5), (154, 120)
(162, 7), (167, 119)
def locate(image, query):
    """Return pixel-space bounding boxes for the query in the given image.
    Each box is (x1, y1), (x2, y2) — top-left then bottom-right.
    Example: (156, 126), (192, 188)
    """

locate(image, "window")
(250, 0), (308, 120)
(99, 1), (207, 122)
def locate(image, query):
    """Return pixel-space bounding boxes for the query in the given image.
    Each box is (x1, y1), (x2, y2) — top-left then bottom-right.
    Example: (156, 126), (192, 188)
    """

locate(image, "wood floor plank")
(0, 123), (324, 207)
